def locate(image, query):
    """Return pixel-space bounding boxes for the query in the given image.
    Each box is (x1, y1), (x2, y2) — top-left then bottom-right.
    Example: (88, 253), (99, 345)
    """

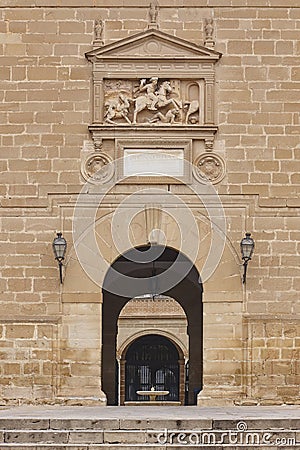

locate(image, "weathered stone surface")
(68, 430), (104, 443)
(104, 430), (147, 444)
(0, 419), (50, 430)
(121, 418), (213, 430)
(50, 419), (119, 430)
(0, 0), (299, 408)
(213, 418), (300, 430)
(4, 431), (69, 444)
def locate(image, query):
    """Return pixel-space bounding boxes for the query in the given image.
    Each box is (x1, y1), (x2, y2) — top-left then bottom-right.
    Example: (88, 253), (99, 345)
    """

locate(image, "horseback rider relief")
(138, 77), (159, 111)
(103, 78), (200, 125)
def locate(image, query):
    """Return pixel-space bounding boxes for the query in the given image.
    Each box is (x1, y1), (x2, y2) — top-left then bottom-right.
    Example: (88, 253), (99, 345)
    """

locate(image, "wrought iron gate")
(125, 334), (179, 401)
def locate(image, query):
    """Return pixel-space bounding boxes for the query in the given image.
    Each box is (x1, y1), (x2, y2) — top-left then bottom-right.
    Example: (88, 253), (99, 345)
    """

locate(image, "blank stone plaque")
(124, 149), (184, 177)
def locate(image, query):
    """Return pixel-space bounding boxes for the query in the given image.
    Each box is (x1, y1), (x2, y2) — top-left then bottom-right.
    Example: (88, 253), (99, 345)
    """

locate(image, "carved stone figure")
(104, 93), (131, 124)
(102, 78), (200, 126)
(132, 78), (182, 124)
(138, 78), (159, 109)
(205, 18), (213, 40)
(156, 81), (182, 109)
(149, 1), (159, 24)
(184, 100), (199, 124)
(204, 18), (215, 48)
(94, 19), (104, 44)
(148, 108), (180, 124)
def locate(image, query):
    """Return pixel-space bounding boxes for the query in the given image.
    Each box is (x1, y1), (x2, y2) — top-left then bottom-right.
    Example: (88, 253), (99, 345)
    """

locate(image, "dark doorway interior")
(102, 244), (203, 405)
(125, 334), (179, 402)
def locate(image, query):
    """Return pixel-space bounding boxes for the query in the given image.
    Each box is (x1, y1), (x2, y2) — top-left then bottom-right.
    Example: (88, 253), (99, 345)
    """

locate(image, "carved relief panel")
(86, 29), (221, 128)
(85, 29), (223, 185)
(103, 78), (203, 126)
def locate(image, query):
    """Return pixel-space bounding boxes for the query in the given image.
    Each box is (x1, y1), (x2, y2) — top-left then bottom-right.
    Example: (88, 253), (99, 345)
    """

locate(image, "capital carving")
(93, 139), (103, 151)
(205, 138), (214, 152)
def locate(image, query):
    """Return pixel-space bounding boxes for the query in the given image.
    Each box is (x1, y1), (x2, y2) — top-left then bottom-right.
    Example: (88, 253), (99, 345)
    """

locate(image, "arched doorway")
(117, 296), (188, 405)
(102, 244), (203, 405)
(124, 334), (181, 403)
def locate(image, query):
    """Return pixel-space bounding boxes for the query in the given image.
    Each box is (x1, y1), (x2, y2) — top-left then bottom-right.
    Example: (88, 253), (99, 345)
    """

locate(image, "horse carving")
(132, 80), (182, 124)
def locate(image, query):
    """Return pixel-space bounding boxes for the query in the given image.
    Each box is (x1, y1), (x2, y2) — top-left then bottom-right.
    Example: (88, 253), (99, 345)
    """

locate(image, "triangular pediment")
(86, 29), (221, 62)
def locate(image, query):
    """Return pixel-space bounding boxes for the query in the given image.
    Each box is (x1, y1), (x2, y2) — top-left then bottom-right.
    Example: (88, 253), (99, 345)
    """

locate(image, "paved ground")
(0, 405), (299, 419)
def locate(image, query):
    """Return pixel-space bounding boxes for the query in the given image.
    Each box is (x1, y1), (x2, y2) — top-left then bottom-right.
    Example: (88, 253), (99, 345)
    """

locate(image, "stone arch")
(102, 244), (203, 405)
(118, 331), (186, 405)
(117, 328), (188, 361)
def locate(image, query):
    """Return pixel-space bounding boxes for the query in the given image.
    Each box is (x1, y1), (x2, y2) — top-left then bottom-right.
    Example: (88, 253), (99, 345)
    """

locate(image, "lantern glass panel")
(53, 233), (67, 260)
(241, 233), (254, 260)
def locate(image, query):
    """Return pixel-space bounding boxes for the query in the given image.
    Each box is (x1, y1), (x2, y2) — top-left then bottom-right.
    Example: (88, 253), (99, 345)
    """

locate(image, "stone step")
(0, 447), (295, 450)
(0, 417), (299, 430)
(0, 446), (176, 450)
(0, 444), (240, 450)
(0, 418), (298, 448)
(0, 407), (298, 448)
(1, 430), (151, 446)
(0, 446), (187, 450)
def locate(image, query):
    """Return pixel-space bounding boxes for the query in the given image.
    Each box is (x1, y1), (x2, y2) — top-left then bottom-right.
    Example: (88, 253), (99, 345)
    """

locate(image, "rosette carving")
(193, 153), (225, 184)
(81, 152), (114, 184)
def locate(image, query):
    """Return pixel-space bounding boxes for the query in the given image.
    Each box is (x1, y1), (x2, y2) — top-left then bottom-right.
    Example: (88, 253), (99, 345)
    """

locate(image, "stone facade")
(0, 1), (299, 406)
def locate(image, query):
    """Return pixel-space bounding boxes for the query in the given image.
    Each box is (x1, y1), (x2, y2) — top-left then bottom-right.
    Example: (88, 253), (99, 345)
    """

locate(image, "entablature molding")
(88, 125), (218, 139)
(91, 63), (216, 79)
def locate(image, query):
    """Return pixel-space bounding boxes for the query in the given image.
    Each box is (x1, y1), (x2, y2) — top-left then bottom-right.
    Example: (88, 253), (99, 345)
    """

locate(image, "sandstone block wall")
(0, 1), (299, 405)
(0, 322), (58, 405)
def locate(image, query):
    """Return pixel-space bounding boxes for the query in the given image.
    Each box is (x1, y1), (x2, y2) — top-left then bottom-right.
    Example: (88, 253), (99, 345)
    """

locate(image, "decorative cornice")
(86, 28), (222, 62)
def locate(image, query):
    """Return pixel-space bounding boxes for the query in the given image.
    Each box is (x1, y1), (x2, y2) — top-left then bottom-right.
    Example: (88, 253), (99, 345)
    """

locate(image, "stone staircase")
(0, 407), (299, 449)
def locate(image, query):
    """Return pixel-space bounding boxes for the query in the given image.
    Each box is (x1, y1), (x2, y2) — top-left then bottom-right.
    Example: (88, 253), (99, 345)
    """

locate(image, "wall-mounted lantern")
(52, 232), (67, 284)
(240, 232), (255, 284)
